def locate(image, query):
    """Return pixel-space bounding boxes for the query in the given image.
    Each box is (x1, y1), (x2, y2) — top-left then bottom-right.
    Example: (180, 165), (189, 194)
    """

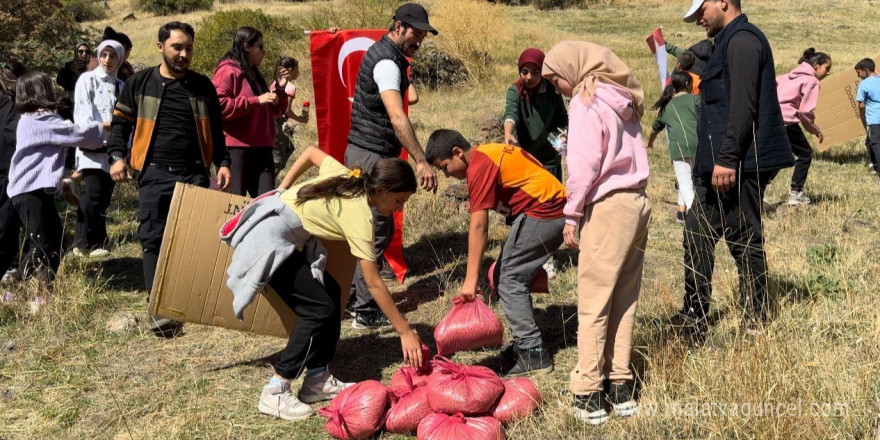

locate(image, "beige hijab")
(542, 40), (644, 119)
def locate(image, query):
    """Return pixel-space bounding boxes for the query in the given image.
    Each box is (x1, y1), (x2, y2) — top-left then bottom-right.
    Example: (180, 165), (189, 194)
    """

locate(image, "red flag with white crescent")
(645, 27), (668, 90)
(309, 29), (410, 284)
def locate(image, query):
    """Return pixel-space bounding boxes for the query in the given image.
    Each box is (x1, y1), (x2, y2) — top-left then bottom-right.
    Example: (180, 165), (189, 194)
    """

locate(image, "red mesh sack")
(434, 295), (503, 355)
(488, 260), (549, 294)
(318, 380), (389, 440)
(490, 377), (543, 425)
(390, 365), (431, 395)
(417, 412), (505, 440)
(425, 356), (505, 414)
(384, 374), (434, 433)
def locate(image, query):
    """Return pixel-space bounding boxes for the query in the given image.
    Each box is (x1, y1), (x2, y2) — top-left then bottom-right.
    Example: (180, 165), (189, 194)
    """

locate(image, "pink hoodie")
(776, 62), (821, 136)
(563, 82), (649, 226)
(212, 59), (290, 147)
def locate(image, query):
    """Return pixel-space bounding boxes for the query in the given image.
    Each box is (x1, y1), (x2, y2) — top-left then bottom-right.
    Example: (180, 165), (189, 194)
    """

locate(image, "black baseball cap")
(393, 3), (438, 35)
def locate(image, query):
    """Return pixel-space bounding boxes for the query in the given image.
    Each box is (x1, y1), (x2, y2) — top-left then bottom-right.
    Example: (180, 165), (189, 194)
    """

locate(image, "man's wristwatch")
(109, 153), (125, 165)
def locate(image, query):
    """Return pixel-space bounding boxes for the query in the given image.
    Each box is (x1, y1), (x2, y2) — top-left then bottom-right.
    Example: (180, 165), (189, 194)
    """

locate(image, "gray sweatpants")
(496, 214), (565, 350)
(344, 145), (395, 312)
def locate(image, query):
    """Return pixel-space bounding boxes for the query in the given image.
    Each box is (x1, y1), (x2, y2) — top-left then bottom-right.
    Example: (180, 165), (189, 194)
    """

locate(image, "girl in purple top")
(7, 72), (105, 283)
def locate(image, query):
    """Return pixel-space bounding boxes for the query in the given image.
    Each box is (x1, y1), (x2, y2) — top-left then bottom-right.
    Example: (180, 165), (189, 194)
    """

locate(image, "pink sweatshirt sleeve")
(798, 81), (821, 135)
(213, 66), (260, 121)
(563, 95), (605, 226)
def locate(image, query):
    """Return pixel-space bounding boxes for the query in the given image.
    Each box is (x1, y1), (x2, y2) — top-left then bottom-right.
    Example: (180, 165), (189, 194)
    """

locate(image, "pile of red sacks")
(320, 356), (543, 440)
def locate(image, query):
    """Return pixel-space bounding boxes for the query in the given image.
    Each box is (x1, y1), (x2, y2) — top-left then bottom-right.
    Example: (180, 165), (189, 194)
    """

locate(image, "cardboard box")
(148, 183), (357, 338)
(813, 55), (880, 151)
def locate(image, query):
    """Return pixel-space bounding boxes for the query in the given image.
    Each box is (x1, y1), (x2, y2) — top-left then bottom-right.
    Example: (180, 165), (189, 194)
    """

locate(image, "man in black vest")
(675, 0), (792, 342)
(344, 3), (438, 329)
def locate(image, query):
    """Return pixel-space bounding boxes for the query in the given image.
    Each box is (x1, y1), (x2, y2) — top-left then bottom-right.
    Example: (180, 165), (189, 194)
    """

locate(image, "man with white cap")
(676, 0), (792, 341)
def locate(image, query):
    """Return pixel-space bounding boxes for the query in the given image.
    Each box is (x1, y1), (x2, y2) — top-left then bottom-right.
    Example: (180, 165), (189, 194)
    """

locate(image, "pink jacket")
(563, 82), (649, 226)
(212, 59), (289, 147)
(776, 62), (821, 136)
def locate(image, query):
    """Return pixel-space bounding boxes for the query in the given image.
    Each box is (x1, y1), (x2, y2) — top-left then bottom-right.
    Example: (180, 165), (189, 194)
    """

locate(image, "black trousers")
(344, 145), (394, 313)
(228, 147), (275, 197)
(270, 250), (342, 379)
(867, 124), (880, 172)
(682, 173), (772, 324)
(73, 169), (115, 249)
(137, 164), (208, 296)
(12, 190), (63, 280)
(0, 177), (21, 275)
(787, 124), (813, 192)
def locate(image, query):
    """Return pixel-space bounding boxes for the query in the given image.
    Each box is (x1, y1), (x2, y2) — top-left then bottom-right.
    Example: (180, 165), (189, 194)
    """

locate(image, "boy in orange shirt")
(426, 129), (566, 376)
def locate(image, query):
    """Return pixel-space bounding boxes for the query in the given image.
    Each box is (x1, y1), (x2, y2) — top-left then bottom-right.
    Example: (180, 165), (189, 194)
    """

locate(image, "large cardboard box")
(813, 55), (880, 151)
(148, 183), (357, 338)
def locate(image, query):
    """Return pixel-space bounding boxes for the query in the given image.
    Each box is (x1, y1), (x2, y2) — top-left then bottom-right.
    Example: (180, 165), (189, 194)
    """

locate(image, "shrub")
(135, 0), (213, 15)
(193, 9), (303, 79)
(65, 0), (107, 22)
(530, 0), (585, 9)
(0, 0), (87, 74)
(429, 0), (516, 82)
(410, 40), (469, 89)
(298, 0), (399, 31)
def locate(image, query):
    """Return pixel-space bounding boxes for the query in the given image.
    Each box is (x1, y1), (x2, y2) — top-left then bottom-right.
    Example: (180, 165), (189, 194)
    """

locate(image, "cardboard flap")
(149, 184), (356, 338)
(813, 55), (880, 151)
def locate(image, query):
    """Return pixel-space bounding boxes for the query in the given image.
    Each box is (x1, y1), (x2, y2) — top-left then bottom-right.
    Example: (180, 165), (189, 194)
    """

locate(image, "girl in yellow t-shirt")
(257, 146), (422, 422)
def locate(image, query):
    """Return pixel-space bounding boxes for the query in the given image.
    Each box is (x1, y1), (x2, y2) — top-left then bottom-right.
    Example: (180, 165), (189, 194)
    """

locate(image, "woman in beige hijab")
(543, 41), (652, 426)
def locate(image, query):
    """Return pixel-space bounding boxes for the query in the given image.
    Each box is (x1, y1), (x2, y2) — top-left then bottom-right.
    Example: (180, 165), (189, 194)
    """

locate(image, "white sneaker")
(1, 268), (21, 284)
(787, 191), (811, 206)
(299, 370), (354, 404)
(88, 249), (110, 258)
(258, 381), (313, 421)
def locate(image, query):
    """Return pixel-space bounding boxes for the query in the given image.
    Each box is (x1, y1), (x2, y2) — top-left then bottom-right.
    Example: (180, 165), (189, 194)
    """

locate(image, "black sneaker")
(503, 346), (553, 376)
(149, 317), (184, 338)
(345, 295), (356, 318)
(669, 311), (707, 346)
(607, 381), (638, 417)
(572, 392), (608, 425)
(352, 309), (390, 329)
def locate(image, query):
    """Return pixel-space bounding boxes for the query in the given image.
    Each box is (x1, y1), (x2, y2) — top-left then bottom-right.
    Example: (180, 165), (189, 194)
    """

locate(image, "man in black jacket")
(676, 0), (793, 341)
(343, 3), (438, 329)
(108, 22), (231, 336)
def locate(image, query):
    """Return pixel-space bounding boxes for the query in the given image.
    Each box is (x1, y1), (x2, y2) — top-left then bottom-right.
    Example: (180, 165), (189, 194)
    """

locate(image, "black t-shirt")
(149, 76), (203, 168)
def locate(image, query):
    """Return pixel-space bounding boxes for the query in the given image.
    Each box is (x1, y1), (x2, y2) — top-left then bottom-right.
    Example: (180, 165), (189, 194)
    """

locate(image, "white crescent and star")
(338, 37), (377, 101)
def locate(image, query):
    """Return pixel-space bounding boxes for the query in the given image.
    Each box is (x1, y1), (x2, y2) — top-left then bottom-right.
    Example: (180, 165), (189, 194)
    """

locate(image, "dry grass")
(3, 0), (880, 439)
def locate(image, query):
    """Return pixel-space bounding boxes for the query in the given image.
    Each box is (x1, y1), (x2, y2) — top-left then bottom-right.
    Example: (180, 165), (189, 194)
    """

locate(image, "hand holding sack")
(319, 380), (389, 440)
(385, 373), (434, 433)
(489, 378), (543, 425)
(426, 356), (505, 415)
(417, 413), (505, 440)
(434, 295), (504, 355)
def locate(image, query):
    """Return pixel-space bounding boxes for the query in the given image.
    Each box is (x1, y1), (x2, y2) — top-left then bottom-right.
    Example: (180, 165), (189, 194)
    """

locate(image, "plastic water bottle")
(548, 128), (567, 156)
(301, 100), (310, 119)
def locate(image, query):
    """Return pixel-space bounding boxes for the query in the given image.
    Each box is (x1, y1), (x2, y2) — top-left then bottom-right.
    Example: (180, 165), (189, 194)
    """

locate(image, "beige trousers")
(569, 188), (651, 395)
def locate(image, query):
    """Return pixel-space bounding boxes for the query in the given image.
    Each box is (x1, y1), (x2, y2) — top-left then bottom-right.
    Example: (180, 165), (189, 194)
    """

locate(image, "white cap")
(683, 0), (706, 23)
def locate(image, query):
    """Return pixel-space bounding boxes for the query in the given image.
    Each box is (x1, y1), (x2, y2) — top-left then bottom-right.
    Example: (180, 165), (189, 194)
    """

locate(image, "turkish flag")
(310, 29), (409, 283)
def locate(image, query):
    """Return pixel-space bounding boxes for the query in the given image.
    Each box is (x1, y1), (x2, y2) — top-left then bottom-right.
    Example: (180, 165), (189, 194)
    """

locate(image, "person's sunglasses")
(77, 49), (90, 54)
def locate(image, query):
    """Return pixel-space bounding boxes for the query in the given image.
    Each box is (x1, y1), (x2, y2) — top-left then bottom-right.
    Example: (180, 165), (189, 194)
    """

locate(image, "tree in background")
(0, 0), (86, 74)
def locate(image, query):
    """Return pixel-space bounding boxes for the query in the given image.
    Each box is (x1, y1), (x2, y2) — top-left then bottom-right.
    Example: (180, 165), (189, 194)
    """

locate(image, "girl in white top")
(72, 39), (125, 257)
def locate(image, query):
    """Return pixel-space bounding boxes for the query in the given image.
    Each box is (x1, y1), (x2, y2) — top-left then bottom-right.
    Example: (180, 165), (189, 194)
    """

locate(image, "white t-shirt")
(373, 60), (401, 93)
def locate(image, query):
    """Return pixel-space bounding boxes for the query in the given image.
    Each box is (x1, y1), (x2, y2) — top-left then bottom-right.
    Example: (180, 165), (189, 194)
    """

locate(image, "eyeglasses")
(77, 49), (90, 54)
